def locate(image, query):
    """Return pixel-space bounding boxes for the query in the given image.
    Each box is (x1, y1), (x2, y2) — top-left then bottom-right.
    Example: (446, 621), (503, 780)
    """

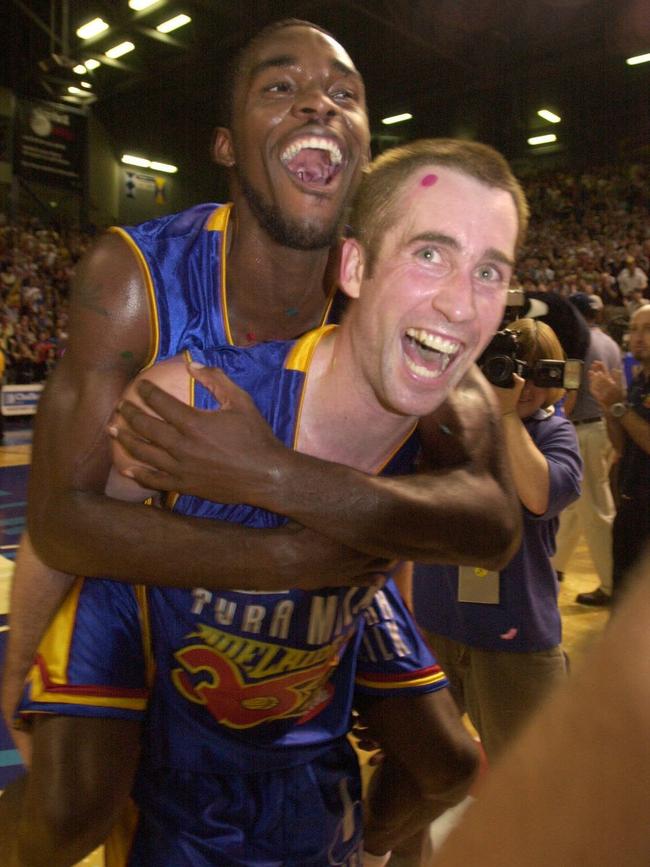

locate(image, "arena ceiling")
(2, 0), (650, 187)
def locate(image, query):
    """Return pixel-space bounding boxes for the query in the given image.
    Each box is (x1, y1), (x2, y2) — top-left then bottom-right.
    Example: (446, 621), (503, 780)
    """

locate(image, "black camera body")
(478, 329), (582, 390)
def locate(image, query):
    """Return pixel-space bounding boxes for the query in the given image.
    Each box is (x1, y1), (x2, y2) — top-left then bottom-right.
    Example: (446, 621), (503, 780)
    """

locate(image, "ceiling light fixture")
(81, 82), (92, 89)
(122, 154), (150, 167)
(528, 134), (557, 146)
(626, 52), (650, 65)
(73, 64), (87, 74)
(537, 109), (561, 123)
(84, 58), (101, 70)
(150, 161), (178, 173)
(122, 155), (178, 173)
(129, 0), (161, 9)
(157, 14), (191, 33)
(76, 18), (109, 40)
(382, 112), (413, 125)
(106, 41), (135, 59)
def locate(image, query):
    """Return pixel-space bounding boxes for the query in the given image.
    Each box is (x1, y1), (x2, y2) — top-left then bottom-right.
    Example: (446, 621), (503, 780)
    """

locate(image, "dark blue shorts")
(117, 738), (364, 866)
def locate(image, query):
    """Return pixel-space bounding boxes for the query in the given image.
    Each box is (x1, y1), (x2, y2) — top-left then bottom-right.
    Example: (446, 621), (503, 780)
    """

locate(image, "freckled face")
(348, 166), (519, 418)
(228, 26), (370, 249)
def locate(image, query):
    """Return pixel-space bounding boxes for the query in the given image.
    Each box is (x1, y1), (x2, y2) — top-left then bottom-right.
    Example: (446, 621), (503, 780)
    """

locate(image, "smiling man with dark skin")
(1, 18), (521, 867)
(3, 20), (519, 738)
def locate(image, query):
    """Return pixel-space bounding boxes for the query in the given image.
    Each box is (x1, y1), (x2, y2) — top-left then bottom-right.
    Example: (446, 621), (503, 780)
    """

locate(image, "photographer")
(408, 319), (582, 760)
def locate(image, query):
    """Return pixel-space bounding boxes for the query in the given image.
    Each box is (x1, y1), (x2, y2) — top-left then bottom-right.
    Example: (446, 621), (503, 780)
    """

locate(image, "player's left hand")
(113, 362), (288, 503)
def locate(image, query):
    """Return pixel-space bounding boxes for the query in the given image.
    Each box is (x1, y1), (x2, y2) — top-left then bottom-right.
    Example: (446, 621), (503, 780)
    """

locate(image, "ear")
(212, 127), (236, 167)
(339, 238), (366, 300)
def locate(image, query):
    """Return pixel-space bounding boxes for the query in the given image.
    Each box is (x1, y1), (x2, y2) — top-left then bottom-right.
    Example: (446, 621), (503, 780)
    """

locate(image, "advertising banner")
(1, 383), (44, 416)
(14, 98), (85, 186)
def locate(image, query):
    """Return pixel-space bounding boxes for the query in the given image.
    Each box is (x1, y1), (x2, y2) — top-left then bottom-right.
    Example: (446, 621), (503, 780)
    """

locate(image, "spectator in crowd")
(408, 318), (582, 760)
(553, 292), (621, 606)
(625, 286), (647, 316)
(617, 256), (648, 300)
(589, 304), (650, 603)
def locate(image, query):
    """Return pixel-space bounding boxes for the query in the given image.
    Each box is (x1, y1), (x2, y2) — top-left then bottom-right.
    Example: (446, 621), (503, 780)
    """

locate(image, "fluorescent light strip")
(122, 154), (150, 167)
(73, 64), (87, 74)
(537, 109), (561, 123)
(528, 134), (557, 146)
(106, 41), (135, 59)
(626, 52), (650, 66)
(129, 0), (160, 9)
(76, 18), (109, 40)
(150, 161), (178, 173)
(157, 14), (191, 33)
(122, 155), (178, 173)
(85, 58), (101, 70)
(382, 112), (413, 125)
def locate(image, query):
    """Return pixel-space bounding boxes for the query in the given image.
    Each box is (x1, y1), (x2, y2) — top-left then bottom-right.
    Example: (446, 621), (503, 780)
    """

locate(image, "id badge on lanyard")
(457, 566), (500, 604)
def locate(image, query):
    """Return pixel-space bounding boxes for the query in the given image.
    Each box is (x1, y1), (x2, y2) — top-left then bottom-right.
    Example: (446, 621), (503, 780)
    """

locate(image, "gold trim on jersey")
(205, 203), (234, 345)
(135, 585), (155, 689)
(354, 668), (448, 691)
(108, 226), (160, 370)
(284, 324), (336, 373)
(28, 580), (147, 711)
(285, 326), (335, 451)
(34, 578), (84, 682)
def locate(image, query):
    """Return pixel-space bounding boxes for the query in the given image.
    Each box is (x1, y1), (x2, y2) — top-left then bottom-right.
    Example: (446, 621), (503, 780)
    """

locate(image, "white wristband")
(362, 851), (392, 867)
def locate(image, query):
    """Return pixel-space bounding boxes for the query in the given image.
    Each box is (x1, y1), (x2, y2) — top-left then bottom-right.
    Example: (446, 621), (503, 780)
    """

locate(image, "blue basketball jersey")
(113, 203), (343, 366)
(20, 328), (447, 865)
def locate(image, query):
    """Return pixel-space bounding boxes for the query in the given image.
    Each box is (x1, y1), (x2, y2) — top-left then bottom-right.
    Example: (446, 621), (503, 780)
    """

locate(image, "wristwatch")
(609, 402), (629, 418)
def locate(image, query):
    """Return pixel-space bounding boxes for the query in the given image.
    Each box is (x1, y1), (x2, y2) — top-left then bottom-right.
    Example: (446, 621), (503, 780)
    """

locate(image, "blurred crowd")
(0, 214), (91, 384)
(515, 161), (649, 331)
(0, 159), (648, 386)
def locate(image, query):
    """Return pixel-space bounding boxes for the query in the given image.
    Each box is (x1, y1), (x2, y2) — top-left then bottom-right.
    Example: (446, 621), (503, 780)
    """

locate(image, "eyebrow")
(409, 232), (515, 268)
(249, 54), (359, 81)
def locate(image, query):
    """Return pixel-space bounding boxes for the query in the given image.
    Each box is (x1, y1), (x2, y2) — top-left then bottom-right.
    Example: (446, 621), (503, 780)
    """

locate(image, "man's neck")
(225, 204), (336, 345)
(296, 324), (417, 474)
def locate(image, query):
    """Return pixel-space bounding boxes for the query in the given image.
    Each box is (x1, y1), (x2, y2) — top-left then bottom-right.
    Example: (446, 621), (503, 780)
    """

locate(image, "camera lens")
(483, 356), (514, 386)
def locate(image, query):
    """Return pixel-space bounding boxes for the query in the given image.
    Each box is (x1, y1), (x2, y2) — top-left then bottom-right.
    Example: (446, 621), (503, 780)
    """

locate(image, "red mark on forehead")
(421, 173), (438, 187)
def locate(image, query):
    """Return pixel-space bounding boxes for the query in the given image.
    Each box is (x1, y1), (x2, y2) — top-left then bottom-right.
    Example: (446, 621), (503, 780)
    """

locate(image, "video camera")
(478, 329), (583, 390)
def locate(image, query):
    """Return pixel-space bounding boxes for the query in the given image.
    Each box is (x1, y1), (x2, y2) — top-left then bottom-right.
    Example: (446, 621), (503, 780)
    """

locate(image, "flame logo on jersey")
(172, 626), (351, 729)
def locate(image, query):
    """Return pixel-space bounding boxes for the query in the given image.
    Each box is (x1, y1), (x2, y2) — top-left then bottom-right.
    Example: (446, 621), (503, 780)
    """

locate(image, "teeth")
(404, 357), (447, 379)
(280, 137), (343, 166)
(405, 328), (460, 356)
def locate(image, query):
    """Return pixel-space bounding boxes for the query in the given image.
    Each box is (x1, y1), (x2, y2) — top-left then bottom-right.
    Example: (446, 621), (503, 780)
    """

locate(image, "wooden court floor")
(0, 420), (610, 867)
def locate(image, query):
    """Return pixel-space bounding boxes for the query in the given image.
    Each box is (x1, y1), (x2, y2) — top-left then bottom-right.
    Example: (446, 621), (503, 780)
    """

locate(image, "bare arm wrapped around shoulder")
(116, 363), (521, 569)
(27, 232), (380, 590)
(263, 365), (521, 567)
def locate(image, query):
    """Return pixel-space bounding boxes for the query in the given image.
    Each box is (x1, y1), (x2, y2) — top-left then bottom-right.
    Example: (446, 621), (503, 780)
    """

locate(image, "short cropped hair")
(218, 19), (338, 128)
(507, 317), (566, 406)
(347, 138), (529, 274)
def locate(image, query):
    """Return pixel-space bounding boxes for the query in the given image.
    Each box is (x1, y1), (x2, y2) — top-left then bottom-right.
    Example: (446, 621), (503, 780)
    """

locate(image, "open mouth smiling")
(403, 327), (462, 379)
(280, 136), (345, 188)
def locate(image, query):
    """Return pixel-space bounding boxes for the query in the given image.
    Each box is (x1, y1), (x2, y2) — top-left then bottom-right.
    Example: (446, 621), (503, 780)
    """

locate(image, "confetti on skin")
(421, 173), (438, 187)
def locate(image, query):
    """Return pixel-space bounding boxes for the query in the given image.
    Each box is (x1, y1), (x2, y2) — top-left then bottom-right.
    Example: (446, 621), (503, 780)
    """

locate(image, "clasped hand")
(588, 360), (625, 408)
(113, 363), (287, 504)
